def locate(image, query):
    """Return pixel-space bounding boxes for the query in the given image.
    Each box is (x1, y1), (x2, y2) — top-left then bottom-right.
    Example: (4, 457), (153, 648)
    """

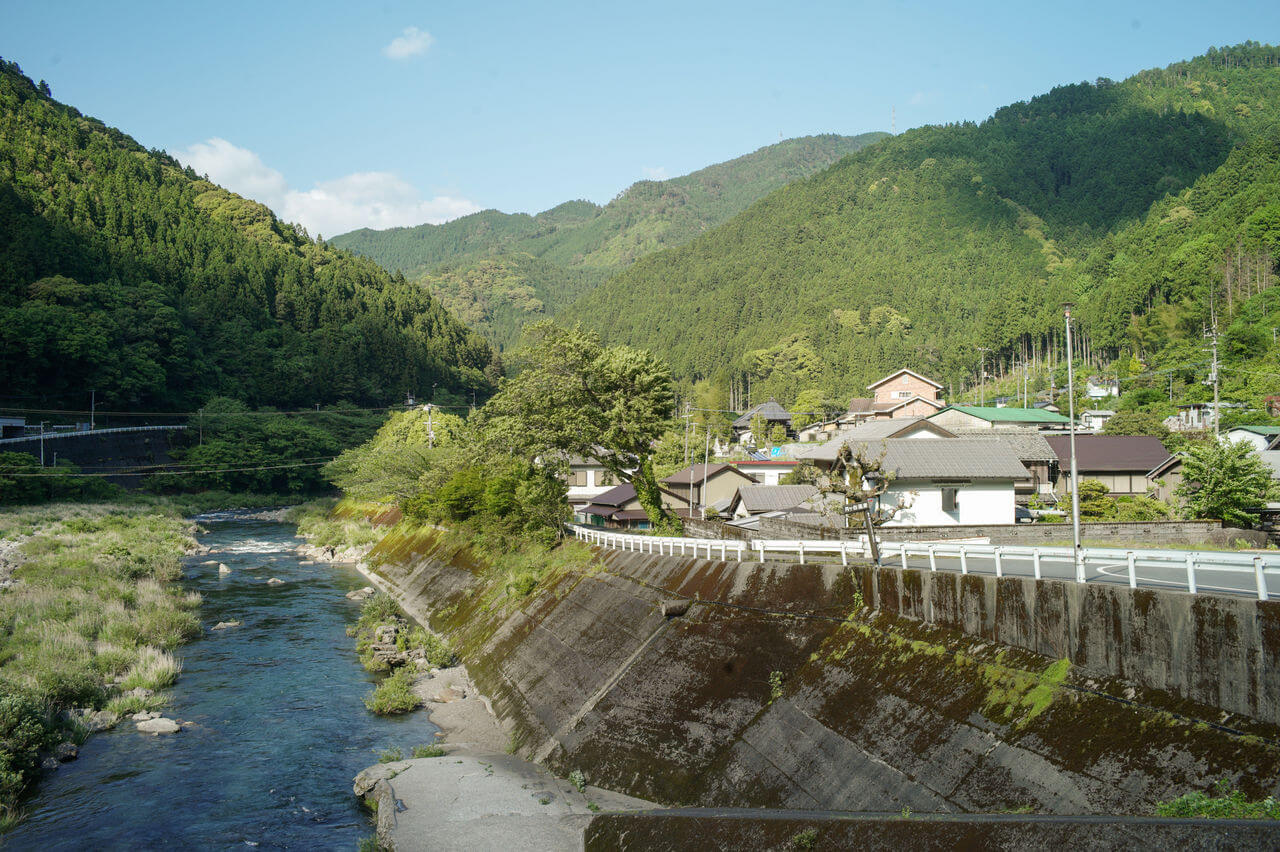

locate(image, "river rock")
(41, 756), (60, 771)
(78, 709), (119, 732)
(346, 586), (376, 601)
(200, 559), (219, 566)
(137, 717), (181, 735)
(132, 711), (160, 721)
(353, 761), (411, 797)
(212, 620), (241, 630)
(54, 742), (78, 762)
(127, 687), (154, 699)
(218, 563), (231, 575)
(267, 578), (284, 585)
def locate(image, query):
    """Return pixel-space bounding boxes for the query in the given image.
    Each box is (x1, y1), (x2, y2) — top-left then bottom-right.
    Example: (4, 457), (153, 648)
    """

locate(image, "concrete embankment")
(357, 527), (1280, 840)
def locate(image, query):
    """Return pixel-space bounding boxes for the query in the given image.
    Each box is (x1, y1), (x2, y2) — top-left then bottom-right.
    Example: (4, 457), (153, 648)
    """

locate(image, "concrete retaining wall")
(368, 531), (1280, 816)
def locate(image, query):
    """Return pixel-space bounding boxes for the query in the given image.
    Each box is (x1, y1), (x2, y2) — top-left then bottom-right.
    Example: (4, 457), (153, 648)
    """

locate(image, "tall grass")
(0, 504), (200, 819)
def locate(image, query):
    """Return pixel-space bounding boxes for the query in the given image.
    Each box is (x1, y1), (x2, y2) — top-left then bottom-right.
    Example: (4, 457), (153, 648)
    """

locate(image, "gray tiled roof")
(733, 484), (820, 514)
(732, 399), (793, 428)
(800, 437), (1029, 479)
(796, 419), (950, 461)
(951, 428), (1057, 461)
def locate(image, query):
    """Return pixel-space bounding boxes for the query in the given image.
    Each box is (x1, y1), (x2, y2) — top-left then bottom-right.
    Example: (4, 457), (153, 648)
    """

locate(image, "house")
(578, 483), (689, 529)
(796, 417), (844, 443)
(1146, 454), (1185, 504)
(798, 436), (1028, 526)
(1080, 409), (1116, 432)
(728, 484), (821, 519)
(927, 405), (1071, 431)
(841, 369), (946, 425)
(795, 418), (954, 467)
(564, 455), (631, 510)
(731, 399), (793, 444)
(727, 456), (800, 486)
(1044, 435), (1170, 497)
(661, 463), (758, 513)
(951, 429), (1059, 502)
(1225, 425), (1280, 453)
(1086, 378), (1119, 400)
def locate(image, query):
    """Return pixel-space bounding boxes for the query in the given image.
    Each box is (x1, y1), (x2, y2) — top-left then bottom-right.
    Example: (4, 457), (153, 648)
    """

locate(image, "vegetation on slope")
(332, 134), (887, 349)
(0, 58), (495, 412)
(564, 43), (1280, 406)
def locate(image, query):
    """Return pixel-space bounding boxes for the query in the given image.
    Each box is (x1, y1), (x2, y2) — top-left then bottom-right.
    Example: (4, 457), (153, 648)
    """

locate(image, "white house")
(565, 455), (632, 510)
(1080, 409), (1115, 432)
(727, 457), (800, 486)
(873, 439), (1028, 526)
(1225, 425), (1280, 453)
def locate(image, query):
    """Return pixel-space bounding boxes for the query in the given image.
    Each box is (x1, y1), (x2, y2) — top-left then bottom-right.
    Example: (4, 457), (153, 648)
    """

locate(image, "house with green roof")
(927, 405), (1072, 431)
(1226, 424), (1280, 453)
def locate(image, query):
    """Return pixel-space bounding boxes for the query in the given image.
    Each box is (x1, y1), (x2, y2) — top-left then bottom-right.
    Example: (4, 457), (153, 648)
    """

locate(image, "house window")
(896, 391), (912, 399)
(570, 471), (587, 487)
(942, 487), (960, 513)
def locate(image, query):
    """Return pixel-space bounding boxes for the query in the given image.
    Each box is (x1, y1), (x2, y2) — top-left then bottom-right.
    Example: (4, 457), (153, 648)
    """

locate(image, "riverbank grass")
(0, 504), (200, 821)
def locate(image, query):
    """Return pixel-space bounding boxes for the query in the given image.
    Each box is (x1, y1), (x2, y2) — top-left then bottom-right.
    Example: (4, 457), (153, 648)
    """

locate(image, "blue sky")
(4, 1), (1276, 236)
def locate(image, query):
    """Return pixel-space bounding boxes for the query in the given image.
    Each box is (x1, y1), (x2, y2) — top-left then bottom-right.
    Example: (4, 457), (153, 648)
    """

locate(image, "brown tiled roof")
(1043, 435), (1169, 472)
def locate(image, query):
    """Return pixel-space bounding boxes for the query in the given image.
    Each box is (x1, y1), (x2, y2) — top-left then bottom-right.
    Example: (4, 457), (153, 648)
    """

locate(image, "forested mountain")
(0, 59), (495, 412)
(564, 43), (1280, 408)
(332, 133), (887, 348)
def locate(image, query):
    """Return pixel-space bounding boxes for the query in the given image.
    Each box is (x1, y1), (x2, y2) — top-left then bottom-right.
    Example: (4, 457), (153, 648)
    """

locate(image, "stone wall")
(367, 530), (1280, 816)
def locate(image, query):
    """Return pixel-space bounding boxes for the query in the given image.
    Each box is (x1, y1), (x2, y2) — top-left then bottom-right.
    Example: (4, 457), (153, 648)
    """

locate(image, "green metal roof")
(1231, 425), (1280, 436)
(932, 405), (1072, 424)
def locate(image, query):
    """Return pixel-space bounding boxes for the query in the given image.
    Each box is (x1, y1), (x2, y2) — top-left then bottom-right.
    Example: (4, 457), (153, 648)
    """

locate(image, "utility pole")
(682, 403), (692, 465)
(1204, 323), (1221, 437)
(702, 424), (712, 520)
(1063, 304), (1083, 583)
(89, 389), (95, 431)
(39, 421), (47, 466)
(427, 403), (435, 450)
(198, 408), (204, 446)
(976, 347), (992, 406)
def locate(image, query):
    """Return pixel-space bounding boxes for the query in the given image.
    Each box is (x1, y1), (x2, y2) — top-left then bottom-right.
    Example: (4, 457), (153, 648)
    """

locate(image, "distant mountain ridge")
(560, 43), (1280, 411)
(331, 133), (888, 348)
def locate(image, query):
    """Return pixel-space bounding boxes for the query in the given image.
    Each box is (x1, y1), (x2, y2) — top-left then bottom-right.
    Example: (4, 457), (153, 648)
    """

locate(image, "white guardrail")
(0, 425), (186, 445)
(568, 524), (1280, 600)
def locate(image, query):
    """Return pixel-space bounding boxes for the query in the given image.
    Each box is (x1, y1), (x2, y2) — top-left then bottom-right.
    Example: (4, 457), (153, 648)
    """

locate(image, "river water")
(9, 515), (436, 850)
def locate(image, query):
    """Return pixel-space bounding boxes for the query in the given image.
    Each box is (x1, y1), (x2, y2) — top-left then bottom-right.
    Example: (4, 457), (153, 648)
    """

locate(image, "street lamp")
(1063, 304), (1083, 582)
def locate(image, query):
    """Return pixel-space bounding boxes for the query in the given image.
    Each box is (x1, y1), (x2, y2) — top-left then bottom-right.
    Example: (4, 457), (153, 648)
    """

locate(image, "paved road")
(880, 547), (1275, 599)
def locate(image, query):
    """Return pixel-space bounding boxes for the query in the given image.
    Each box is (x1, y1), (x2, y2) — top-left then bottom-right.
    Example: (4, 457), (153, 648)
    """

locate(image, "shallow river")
(10, 515), (436, 850)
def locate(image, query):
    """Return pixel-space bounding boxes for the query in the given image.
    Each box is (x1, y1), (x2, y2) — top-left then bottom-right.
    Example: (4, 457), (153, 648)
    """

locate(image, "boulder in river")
(41, 756), (60, 771)
(346, 586), (376, 601)
(212, 620), (241, 630)
(267, 578), (284, 586)
(54, 742), (78, 762)
(218, 563), (231, 575)
(137, 717), (181, 735)
(131, 711), (161, 721)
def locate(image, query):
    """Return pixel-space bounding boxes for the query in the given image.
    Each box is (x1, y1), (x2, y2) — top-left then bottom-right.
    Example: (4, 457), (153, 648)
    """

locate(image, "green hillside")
(565, 43), (1280, 407)
(331, 133), (887, 348)
(0, 59), (495, 412)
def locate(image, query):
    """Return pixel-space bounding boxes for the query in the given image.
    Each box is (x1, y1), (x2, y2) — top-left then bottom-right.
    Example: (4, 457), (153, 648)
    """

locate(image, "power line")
(0, 460), (335, 478)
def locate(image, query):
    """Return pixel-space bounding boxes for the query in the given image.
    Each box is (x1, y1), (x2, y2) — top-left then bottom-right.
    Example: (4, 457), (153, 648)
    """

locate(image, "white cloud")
(642, 166), (670, 181)
(383, 26), (434, 60)
(180, 137), (289, 204)
(177, 137), (480, 237)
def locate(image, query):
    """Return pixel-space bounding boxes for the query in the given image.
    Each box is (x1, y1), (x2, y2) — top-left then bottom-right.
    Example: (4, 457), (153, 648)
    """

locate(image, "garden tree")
(768, 423), (788, 445)
(324, 406), (468, 500)
(789, 442), (897, 528)
(1102, 408), (1172, 442)
(1175, 440), (1278, 527)
(1070, 479), (1174, 521)
(479, 323), (680, 533)
(748, 414), (768, 446)
(790, 388), (832, 431)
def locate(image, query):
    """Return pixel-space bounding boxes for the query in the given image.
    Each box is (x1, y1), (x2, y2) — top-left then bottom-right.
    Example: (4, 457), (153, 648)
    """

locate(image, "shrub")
(364, 669), (420, 716)
(119, 647), (181, 692)
(1157, 779), (1280, 819)
(377, 746), (403, 763)
(0, 692), (51, 803)
(412, 744), (445, 758)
